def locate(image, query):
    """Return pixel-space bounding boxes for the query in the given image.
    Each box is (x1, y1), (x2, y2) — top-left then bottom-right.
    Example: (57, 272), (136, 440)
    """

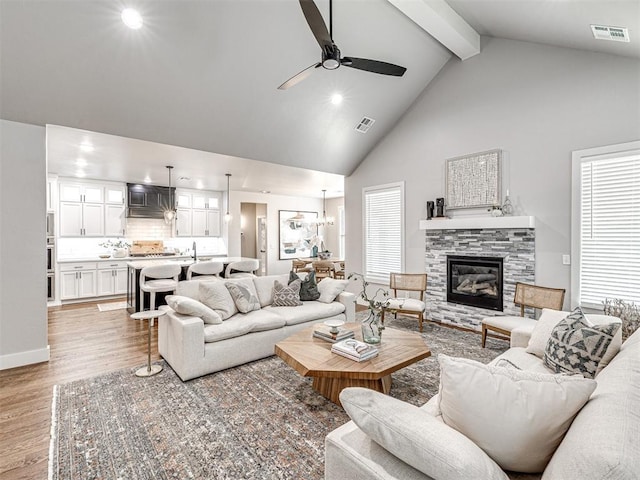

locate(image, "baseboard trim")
(0, 345), (50, 370)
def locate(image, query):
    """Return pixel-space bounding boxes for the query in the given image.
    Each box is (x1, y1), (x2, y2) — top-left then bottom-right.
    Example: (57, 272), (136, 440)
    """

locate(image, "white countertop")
(126, 256), (258, 269)
(57, 254), (226, 264)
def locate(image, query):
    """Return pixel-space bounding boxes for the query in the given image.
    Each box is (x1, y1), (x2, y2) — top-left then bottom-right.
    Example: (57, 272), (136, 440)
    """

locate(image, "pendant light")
(318, 189), (334, 226)
(224, 173), (232, 223)
(164, 165), (176, 224)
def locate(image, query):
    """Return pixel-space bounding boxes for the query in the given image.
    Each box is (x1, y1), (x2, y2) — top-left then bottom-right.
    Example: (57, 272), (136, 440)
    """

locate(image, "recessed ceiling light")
(75, 171), (86, 178)
(79, 142), (94, 153)
(331, 94), (343, 105)
(121, 8), (143, 29)
(143, 175), (152, 183)
(260, 190), (271, 194)
(76, 158), (87, 167)
(196, 181), (204, 189)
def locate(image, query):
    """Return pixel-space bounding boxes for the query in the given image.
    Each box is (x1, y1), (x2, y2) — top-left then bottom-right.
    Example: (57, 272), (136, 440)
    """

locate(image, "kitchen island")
(126, 257), (259, 313)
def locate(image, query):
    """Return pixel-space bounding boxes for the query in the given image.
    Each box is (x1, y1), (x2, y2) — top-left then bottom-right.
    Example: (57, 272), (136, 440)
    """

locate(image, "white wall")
(346, 37), (640, 299)
(226, 191), (323, 275)
(0, 120), (48, 369)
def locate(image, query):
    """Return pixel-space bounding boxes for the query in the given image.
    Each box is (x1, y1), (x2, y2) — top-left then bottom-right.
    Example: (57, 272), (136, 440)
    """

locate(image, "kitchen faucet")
(192, 241), (197, 262)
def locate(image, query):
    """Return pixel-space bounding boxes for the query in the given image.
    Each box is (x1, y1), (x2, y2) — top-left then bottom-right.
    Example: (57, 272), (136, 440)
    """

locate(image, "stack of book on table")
(331, 339), (379, 362)
(313, 326), (355, 343)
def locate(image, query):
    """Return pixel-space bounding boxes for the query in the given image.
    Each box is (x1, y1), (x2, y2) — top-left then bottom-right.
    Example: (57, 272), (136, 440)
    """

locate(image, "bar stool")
(130, 309), (166, 377)
(225, 259), (260, 278)
(139, 264), (181, 323)
(187, 260), (224, 280)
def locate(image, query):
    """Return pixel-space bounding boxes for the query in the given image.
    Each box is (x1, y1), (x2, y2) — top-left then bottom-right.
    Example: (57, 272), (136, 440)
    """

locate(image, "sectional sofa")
(158, 273), (355, 381)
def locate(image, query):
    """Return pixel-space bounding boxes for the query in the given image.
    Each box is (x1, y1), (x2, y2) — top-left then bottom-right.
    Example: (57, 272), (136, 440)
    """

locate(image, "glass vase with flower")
(348, 272), (393, 345)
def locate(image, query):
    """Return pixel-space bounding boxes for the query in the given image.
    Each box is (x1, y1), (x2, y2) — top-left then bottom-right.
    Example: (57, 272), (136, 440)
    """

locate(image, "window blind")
(579, 154), (640, 307)
(363, 184), (403, 284)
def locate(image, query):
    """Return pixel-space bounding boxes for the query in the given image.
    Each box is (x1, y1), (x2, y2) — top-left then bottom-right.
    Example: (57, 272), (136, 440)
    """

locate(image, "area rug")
(96, 301), (128, 312)
(49, 315), (507, 480)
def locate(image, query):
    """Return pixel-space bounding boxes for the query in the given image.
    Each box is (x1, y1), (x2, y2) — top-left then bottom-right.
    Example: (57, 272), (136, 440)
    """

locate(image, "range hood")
(126, 183), (175, 219)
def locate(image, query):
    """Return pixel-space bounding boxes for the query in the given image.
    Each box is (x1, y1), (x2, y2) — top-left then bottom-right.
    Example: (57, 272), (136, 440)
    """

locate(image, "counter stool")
(139, 264), (181, 324)
(130, 310), (166, 377)
(225, 259), (260, 278)
(187, 260), (224, 280)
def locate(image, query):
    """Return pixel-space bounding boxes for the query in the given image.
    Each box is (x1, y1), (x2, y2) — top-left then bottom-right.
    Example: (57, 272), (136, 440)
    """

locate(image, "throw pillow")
(317, 278), (349, 303)
(224, 282), (261, 313)
(165, 295), (222, 325)
(340, 388), (509, 480)
(543, 307), (621, 378)
(437, 354), (596, 473)
(289, 270), (320, 301)
(199, 281), (238, 320)
(525, 308), (570, 357)
(272, 279), (302, 307)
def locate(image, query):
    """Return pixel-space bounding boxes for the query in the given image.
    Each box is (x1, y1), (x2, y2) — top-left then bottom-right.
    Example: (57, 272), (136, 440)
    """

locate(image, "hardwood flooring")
(0, 299), (158, 480)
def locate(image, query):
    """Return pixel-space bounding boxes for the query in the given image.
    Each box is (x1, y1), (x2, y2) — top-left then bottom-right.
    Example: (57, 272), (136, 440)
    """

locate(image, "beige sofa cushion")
(267, 301), (345, 326)
(340, 387), (508, 479)
(438, 354), (596, 473)
(203, 310), (285, 342)
(252, 274), (289, 307)
(165, 295), (222, 325)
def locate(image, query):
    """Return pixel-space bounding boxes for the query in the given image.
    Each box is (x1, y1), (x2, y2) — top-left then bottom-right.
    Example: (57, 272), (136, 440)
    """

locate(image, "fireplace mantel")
(419, 215), (535, 230)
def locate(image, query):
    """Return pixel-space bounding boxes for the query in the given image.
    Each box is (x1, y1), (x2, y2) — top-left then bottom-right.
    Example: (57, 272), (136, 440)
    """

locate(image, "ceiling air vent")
(590, 25), (630, 42)
(355, 116), (375, 133)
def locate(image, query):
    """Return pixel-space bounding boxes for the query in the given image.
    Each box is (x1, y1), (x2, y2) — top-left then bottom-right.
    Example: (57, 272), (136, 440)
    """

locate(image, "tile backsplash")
(57, 218), (227, 259)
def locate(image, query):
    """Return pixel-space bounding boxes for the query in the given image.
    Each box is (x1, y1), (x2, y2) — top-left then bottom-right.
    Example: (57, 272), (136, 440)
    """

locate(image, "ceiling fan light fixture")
(322, 47), (341, 70)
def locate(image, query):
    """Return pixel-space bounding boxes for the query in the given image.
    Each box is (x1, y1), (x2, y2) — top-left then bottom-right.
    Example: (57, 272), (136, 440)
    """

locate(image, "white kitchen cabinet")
(59, 202), (104, 236)
(105, 204), (126, 236)
(97, 261), (128, 296)
(59, 262), (97, 300)
(191, 192), (220, 210)
(59, 182), (103, 203)
(175, 208), (192, 237)
(104, 185), (125, 205)
(191, 209), (207, 236)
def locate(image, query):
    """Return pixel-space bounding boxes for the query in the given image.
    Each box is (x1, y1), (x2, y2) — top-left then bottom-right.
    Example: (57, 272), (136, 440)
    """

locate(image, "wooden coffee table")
(275, 323), (431, 406)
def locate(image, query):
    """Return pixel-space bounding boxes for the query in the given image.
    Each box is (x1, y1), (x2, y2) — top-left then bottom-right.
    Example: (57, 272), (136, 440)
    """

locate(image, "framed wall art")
(278, 210), (318, 260)
(445, 149), (502, 210)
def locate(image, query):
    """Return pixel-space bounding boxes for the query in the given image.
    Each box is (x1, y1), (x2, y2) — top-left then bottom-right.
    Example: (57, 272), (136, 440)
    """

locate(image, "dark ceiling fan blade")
(341, 57), (406, 77)
(277, 62), (322, 90)
(299, 0), (333, 50)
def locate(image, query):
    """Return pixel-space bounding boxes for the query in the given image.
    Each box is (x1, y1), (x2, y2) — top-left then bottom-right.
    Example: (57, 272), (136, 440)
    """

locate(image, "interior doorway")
(241, 203), (267, 275)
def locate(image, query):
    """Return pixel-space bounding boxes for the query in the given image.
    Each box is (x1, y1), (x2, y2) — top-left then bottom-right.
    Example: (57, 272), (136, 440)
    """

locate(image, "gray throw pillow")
(272, 279), (302, 307)
(544, 307), (621, 378)
(224, 282), (261, 313)
(289, 270), (320, 301)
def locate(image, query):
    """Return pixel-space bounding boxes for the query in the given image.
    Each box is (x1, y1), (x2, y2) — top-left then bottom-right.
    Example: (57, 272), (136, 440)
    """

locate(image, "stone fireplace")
(421, 216), (535, 330)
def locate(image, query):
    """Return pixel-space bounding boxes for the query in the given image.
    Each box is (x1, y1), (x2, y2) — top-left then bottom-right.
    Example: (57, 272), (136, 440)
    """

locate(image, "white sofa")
(325, 310), (639, 479)
(158, 273), (355, 381)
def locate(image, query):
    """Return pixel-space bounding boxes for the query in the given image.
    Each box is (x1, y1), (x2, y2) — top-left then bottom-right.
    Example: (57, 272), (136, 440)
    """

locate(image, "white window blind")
(578, 153), (640, 307)
(363, 183), (404, 284)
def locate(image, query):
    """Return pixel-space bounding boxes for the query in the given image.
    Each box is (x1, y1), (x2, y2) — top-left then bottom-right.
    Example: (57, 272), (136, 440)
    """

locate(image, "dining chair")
(481, 282), (566, 347)
(292, 259), (312, 273)
(187, 260), (224, 280)
(381, 273), (428, 332)
(225, 259), (260, 278)
(312, 260), (335, 281)
(334, 261), (345, 279)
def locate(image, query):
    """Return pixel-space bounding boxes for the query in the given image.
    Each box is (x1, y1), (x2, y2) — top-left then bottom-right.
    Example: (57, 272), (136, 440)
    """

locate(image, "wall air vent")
(355, 116), (375, 133)
(590, 25), (630, 42)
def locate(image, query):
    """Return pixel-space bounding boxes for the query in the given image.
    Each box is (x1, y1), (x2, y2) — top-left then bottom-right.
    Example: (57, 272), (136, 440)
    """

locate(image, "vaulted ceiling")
(1, 0), (638, 194)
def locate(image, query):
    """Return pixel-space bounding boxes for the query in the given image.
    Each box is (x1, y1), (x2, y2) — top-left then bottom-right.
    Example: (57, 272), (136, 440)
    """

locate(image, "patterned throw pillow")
(224, 282), (261, 313)
(544, 307), (621, 379)
(272, 279), (302, 307)
(288, 271), (320, 301)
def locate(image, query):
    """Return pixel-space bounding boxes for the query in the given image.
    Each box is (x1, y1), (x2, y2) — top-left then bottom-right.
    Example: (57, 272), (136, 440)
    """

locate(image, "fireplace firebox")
(447, 255), (503, 311)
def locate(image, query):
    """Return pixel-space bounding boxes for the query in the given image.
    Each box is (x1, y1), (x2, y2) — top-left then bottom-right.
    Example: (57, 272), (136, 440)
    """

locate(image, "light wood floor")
(0, 299), (158, 480)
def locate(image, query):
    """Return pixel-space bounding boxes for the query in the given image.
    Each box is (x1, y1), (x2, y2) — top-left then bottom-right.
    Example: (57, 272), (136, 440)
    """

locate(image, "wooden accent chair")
(334, 261), (345, 279)
(481, 282), (566, 347)
(292, 259), (312, 273)
(312, 260), (335, 281)
(381, 273), (428, 332)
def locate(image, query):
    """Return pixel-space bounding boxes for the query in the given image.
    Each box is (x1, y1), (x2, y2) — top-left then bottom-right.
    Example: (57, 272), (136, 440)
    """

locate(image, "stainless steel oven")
(47, 240), (55, 272)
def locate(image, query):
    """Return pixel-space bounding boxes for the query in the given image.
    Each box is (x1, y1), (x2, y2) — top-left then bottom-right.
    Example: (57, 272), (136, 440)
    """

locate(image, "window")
(571, 141), (640, 309)
(363, 182), (404, 284)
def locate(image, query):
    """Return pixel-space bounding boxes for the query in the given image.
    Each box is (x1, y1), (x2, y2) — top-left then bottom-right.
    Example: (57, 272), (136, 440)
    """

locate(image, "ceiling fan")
(278, 0), (407, 90)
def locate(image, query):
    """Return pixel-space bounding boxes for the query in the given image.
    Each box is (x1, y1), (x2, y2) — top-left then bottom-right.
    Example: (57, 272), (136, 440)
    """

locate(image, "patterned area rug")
(49, 314), (507, 480)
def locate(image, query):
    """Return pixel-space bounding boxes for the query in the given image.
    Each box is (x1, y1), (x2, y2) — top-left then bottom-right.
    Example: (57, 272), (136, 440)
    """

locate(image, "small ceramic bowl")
(324, 319), (345, 334)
